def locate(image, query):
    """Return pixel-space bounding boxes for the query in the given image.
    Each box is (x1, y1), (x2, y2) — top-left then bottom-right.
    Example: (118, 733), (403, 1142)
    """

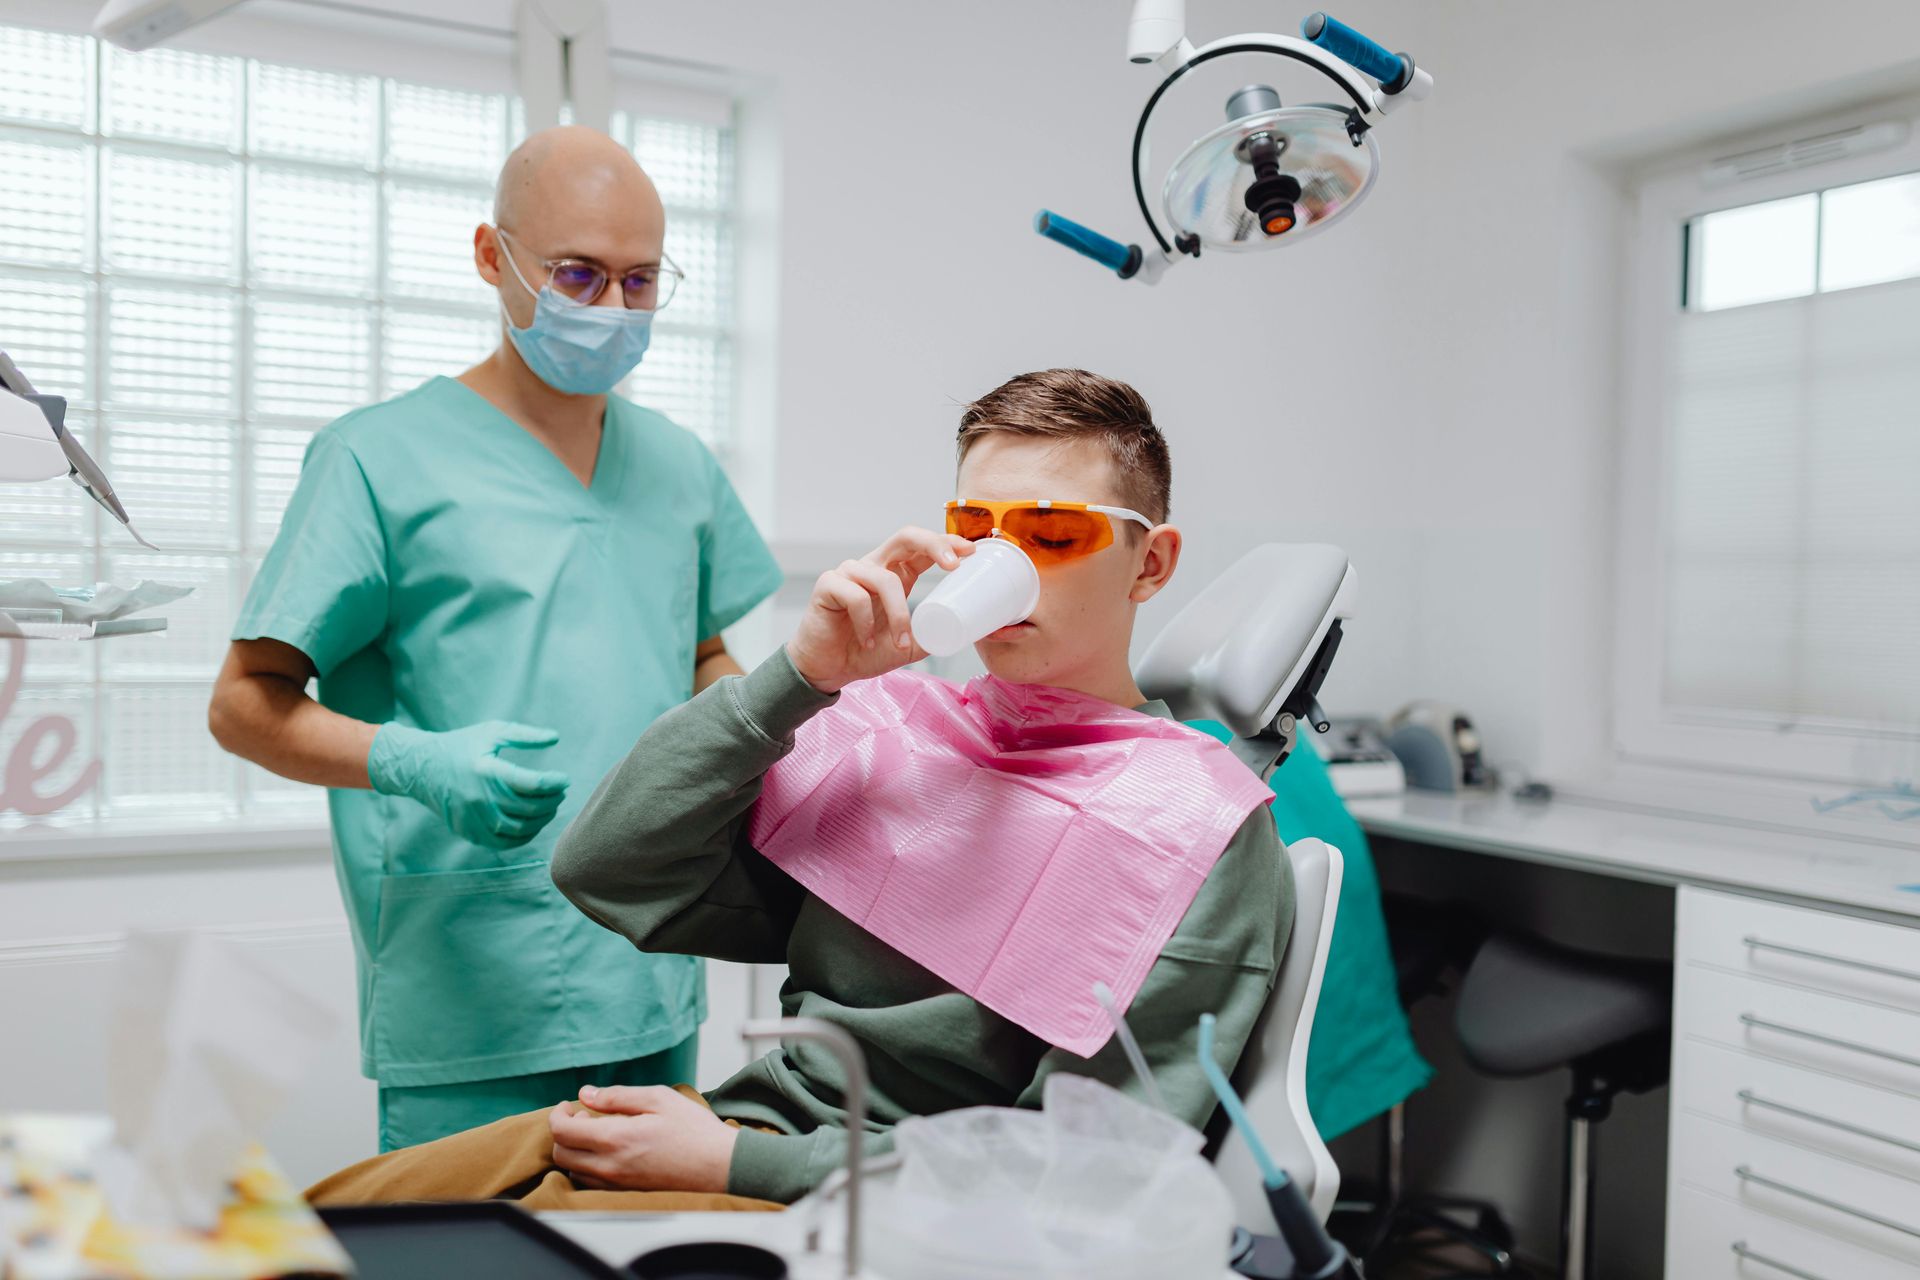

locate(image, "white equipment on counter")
(1383, 701), (1493, 792)
(1309, 717), (1406, 798)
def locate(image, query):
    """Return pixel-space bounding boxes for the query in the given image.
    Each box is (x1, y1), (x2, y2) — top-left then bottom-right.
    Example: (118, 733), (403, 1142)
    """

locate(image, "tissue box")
(0, 1114), (350, 1280)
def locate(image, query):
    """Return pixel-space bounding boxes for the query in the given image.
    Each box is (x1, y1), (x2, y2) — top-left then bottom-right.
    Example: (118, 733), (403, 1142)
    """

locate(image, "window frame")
(1613, 101), (1920, 788)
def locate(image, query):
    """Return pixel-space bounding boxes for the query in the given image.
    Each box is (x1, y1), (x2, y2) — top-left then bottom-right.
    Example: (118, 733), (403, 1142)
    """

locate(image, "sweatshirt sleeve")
(726, 1127), (898, 1205)
(551, 647), (835, 964)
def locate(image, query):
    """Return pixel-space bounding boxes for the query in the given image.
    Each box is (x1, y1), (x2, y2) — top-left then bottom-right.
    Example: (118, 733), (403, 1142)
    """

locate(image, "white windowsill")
(0, 816), (334, 865)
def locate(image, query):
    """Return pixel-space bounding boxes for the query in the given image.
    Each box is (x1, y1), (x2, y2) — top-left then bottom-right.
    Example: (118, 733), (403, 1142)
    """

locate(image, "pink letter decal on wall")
(0, 638), (102, 818)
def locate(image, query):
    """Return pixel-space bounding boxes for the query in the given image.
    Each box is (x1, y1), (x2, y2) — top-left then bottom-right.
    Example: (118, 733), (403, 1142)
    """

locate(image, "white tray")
(0, 615), (168, 640)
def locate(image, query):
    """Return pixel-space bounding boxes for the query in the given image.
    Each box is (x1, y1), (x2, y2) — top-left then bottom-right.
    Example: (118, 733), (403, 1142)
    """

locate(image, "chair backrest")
(1214, 836), (1344, 1226)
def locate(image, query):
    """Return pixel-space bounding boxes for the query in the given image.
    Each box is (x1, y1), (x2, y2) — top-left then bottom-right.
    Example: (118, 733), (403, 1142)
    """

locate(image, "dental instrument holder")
(1199, 1015), (1360, 1280)
(740, 1018), (867, 1278)
(1035, 5), (1432, 284)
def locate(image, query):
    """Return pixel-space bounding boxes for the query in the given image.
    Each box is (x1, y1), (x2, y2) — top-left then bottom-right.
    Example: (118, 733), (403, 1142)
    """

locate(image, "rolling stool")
(1346, 896), (1518, 1276)
(1454, 933), (1673, 1280)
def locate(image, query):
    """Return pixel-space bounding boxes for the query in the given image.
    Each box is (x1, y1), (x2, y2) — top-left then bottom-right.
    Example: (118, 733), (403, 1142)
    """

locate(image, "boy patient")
(308, 369), (1292, 1209)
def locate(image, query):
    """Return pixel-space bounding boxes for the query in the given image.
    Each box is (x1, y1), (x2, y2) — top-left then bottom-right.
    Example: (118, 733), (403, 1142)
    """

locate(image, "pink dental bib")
(748, 669), (1274, 1056)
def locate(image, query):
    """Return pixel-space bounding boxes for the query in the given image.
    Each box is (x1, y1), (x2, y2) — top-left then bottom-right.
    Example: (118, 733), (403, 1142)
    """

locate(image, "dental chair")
(1227, 836), (1345, 1228)
(1138, 544), (1358, 1230)
(1138, 543), (1354, 783)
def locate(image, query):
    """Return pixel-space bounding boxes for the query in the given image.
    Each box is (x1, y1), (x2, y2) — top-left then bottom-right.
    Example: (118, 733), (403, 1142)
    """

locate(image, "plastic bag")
(867, 1074), (1233, 1279)
(0, 579), (192, 623)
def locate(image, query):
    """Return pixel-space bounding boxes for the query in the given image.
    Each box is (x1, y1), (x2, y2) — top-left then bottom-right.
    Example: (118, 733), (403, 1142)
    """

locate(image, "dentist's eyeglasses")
(495, 227), (684, 312)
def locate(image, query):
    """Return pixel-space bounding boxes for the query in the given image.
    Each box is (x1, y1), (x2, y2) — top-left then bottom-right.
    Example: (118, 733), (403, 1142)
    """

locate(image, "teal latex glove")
(368, 721), (572, 849)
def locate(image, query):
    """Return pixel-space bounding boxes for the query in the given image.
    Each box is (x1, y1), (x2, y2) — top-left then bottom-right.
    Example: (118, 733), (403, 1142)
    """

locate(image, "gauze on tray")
(0, 579), (192, 623)
(748, 670), (1272, 1056)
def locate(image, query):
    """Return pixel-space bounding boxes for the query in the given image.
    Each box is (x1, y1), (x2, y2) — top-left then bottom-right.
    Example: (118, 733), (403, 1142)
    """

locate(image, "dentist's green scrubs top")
(233, 377), (783, 1088)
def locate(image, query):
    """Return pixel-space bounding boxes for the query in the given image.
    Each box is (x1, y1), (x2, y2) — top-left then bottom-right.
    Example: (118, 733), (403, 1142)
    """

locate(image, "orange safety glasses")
(945, 499), (1156, 566)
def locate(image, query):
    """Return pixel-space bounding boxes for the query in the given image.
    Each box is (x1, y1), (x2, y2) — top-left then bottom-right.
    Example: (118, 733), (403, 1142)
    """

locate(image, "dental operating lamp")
(1035, 3), (1432, 282)
(0, 350), (152, 547)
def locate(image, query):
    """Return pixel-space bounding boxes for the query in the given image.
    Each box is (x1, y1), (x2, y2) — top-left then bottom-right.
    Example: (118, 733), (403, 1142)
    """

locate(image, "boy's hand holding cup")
(789, 526), (978, 694)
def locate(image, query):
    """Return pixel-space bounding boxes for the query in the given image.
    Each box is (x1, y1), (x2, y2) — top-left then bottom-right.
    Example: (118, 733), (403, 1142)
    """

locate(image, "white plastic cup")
(911, 536), (1041, 657)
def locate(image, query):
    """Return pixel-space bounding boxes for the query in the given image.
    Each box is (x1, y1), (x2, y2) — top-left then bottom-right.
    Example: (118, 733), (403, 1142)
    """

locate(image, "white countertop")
(1347, 789), (1920, 924)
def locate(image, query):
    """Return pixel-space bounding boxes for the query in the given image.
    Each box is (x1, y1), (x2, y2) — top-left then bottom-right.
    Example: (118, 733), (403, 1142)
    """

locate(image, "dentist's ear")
(473, 223), (505, 287)
(1128, 524), (1182, 603)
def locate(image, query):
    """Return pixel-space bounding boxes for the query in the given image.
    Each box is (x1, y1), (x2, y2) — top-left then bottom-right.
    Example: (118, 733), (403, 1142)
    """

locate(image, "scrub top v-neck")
(234, 376), (783, 1087)
(463, 380), (625, 513)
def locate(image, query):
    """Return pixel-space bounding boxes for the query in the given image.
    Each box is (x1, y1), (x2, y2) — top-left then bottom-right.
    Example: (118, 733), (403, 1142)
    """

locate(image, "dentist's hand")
(367, 721), (571, 848)
(788, 526), (975, 694)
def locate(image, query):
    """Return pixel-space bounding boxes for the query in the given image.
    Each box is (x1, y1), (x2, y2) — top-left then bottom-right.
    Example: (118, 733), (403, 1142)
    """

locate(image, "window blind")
(1663, 277), (1920, 727)
(0, 21), (740, 831)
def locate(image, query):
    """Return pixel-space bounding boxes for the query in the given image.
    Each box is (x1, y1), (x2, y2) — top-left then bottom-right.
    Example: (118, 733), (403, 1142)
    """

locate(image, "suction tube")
(1301, 12), (1415, 93)
(1034, 210), (1143, 278)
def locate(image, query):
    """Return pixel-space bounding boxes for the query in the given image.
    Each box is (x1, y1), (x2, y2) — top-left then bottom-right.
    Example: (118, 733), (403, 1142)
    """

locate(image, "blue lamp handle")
(1034, 210), (1141, 277)
(1301, 12), (1410, 89)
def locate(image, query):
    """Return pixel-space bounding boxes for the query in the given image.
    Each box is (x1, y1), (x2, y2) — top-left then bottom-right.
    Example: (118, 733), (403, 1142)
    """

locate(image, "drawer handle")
(1738, 1089), (1920, 1155)
(1734, 1165), (1920, 1240)
(1739, 1014), (1920, 1071)
(1731, 1241), (1833, 1280)
(1744, 936), (1920, 986)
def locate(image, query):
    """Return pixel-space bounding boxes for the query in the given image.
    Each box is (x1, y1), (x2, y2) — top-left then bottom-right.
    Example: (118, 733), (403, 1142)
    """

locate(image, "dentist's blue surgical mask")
(496, 230), (653, 396)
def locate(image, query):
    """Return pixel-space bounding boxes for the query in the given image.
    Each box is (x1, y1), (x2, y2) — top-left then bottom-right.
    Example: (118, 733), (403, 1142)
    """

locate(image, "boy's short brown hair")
(956, 369), (1172, 524)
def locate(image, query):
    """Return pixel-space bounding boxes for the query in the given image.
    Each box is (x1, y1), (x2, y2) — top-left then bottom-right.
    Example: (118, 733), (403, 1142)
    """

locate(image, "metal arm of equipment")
(741, 1018), (868, 1279)
(0, 348), (154, 548)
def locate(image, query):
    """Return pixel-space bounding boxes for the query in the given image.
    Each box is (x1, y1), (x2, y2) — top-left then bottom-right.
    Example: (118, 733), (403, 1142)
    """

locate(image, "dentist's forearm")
(208, 644), (379, 789)
(693, 636), (744, 692)
(216, 684), (378, 789)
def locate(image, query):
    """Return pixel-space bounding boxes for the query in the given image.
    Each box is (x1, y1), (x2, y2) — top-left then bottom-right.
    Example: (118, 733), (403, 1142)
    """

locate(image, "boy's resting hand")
(788, 526), (975, 694)
(549, 1085), (739, 1194)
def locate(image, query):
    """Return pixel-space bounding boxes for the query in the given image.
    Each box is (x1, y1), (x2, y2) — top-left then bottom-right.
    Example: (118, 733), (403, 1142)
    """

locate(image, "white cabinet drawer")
(1679, 964), (1920, 1096)
(1680, 889), (1920, 1014)
(1666, 1185), (1918, 1280)
(1675, 1038), (1920, 1184)
(1671, 1113), (1920, 1270)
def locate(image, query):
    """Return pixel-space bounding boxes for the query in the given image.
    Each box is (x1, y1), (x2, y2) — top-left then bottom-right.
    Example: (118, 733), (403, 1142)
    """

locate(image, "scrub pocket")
(371, 860), (564, 1073)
